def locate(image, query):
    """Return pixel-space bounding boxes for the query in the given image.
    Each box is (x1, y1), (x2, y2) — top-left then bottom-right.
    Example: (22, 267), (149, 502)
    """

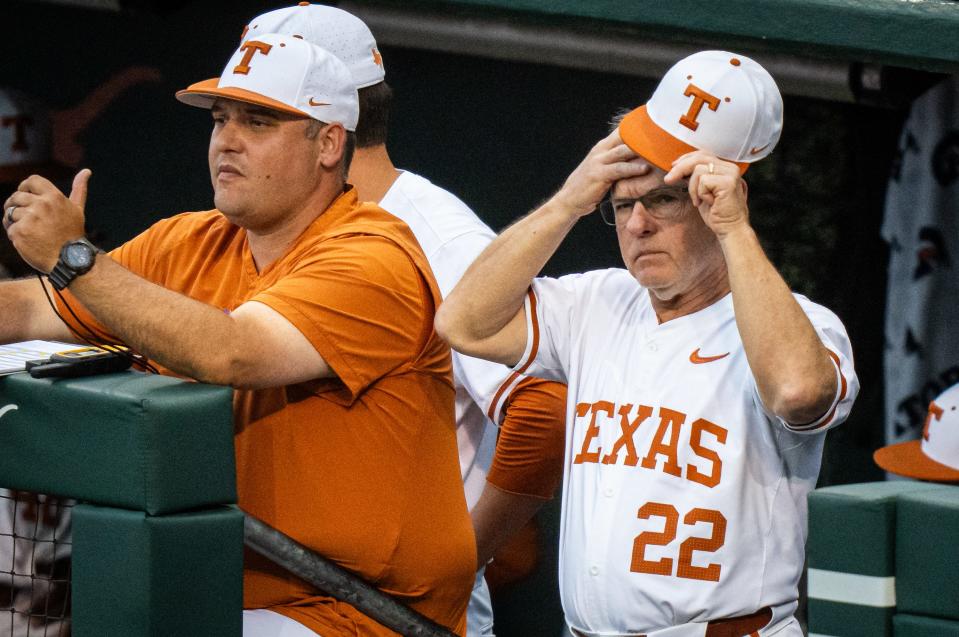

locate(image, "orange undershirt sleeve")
(486, 377), (567, 499)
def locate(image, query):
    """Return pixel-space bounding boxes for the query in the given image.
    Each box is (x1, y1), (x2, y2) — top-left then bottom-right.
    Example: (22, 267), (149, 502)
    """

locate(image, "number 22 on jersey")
(631, 502), (727, 582)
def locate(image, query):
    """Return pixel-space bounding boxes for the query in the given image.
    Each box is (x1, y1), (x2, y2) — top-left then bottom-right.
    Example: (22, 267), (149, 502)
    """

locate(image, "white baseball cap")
(874, 384), (959, 483)
(0, 88), (56, 182)
(241, 3), (385, 90)
(619, 50), (783, 174)
(176, 32), (359, 131)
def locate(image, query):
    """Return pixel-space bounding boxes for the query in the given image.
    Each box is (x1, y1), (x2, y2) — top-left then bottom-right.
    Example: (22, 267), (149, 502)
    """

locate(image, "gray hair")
(608, 108), (633, 134)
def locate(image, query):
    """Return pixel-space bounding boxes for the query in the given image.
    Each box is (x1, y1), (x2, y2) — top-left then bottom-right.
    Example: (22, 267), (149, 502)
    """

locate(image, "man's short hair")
(342, 131), (357, 175)
(356, 81), (393, 148)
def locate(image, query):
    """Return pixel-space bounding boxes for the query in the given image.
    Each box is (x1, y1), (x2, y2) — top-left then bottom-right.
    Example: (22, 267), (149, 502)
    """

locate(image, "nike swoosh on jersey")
(689, 348), (729, 364)
(308, 98), (329, 107)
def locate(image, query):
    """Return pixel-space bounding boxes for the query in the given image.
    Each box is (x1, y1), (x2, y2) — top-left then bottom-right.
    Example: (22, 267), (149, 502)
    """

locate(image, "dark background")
(1, 1), (905, 634)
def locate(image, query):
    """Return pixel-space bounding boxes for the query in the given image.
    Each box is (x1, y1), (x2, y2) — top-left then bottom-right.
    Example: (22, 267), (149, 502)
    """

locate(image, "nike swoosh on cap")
(689, 348), (730, 364)
(308, 98), (329, 107)
(749, 143), (770, 155)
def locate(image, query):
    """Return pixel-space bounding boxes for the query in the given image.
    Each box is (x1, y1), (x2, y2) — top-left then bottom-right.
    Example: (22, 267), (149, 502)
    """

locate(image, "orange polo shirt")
(58, 188), (475, 636)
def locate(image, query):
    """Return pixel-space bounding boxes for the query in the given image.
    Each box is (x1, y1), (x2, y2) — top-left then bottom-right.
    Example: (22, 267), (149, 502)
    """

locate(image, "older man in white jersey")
(437, 51), (859, 637)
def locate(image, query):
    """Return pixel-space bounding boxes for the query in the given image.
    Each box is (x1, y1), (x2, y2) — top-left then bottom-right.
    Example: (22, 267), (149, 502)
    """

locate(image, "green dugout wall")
(0, 371), (242, 637)
(344, 0), (959, 75)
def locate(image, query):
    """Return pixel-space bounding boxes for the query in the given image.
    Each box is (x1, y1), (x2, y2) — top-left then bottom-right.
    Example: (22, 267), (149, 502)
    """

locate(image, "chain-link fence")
(0, 490), (72, 637)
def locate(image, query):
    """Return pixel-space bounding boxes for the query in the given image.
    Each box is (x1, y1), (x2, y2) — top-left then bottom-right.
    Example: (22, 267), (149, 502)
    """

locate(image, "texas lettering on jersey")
(571, 399), (731, 584)
(572, 399), (728, 489)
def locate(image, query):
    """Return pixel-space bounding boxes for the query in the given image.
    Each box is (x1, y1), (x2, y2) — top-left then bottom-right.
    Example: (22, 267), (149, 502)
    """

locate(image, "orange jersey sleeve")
(51, 213), (232, 364)
(52, 218), (178, 347)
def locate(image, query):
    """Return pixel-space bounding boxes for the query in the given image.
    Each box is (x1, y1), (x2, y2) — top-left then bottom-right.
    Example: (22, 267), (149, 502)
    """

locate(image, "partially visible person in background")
(241, 6), (568, 635)
(875, 383), (959, 483)
(0, 72), (159, 275)
(882, 76), (959, 460)
(0, 87), (73, 277)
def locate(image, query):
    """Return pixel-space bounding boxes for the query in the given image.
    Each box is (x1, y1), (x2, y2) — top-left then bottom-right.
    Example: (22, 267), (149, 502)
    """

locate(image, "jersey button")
(647, 342), (658, 352)
(603, 487), (614, 498)
(589, 566), (600, 576)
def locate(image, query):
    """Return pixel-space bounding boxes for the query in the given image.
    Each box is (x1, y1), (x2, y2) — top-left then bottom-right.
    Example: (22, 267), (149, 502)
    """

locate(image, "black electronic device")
(27, 347), (133, 378)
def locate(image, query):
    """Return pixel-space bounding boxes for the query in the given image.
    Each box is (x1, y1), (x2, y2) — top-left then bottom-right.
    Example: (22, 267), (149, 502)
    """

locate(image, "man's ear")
(317, 123), (347, 170)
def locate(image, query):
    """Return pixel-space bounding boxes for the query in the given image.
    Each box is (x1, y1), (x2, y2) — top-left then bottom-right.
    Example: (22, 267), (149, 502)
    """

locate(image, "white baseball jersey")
(379, 170), (529, 637)
(512, 269), (858, 636)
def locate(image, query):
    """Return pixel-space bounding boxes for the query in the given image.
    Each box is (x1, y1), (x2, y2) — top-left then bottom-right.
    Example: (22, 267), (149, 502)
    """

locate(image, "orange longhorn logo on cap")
(372, 48), (383, 67)
(234, 41), (272, 75)
(923, 400), (944, 441)
(1, 116), (33, 152)
(679, 84), (721, 132)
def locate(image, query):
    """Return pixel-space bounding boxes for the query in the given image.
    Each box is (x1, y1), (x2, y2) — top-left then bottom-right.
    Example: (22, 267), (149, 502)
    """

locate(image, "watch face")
(65, 242), (95, 269)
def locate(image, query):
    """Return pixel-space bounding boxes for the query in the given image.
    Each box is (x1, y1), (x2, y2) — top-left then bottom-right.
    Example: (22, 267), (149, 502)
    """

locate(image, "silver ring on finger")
(707, 162), (715, 175)
(5, 206), (15, 225)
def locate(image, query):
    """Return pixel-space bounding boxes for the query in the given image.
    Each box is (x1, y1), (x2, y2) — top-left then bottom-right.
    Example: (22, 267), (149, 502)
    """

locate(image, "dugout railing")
(0, 370), (242, 636)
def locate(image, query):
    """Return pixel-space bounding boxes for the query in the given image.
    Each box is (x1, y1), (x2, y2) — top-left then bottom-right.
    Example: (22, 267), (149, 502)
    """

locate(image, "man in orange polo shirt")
(1, 34), (474, 636)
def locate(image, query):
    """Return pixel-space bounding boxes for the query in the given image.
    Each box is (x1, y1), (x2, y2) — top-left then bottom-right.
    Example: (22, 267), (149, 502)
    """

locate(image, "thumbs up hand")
(2, 169), (92, 273)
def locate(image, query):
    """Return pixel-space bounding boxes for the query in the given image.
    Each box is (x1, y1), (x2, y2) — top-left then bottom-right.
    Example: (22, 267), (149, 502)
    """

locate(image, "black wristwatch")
(48, 238), (100, 291)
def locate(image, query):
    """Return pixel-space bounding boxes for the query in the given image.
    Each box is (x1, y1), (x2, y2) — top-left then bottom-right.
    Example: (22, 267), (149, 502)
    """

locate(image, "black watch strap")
(48, 262), (73, 291)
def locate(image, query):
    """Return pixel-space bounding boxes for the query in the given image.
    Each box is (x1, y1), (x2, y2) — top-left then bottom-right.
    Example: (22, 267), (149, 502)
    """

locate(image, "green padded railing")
(807, 481), (959, 637)
(0, 370), (242, 637)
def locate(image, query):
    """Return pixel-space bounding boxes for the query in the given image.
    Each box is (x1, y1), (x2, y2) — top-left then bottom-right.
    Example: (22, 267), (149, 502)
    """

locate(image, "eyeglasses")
(599, 185), (690, 227)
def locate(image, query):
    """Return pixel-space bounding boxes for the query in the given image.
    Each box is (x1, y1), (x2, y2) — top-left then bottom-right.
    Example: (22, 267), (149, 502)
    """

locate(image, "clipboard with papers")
(0, 341), (77, 376)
